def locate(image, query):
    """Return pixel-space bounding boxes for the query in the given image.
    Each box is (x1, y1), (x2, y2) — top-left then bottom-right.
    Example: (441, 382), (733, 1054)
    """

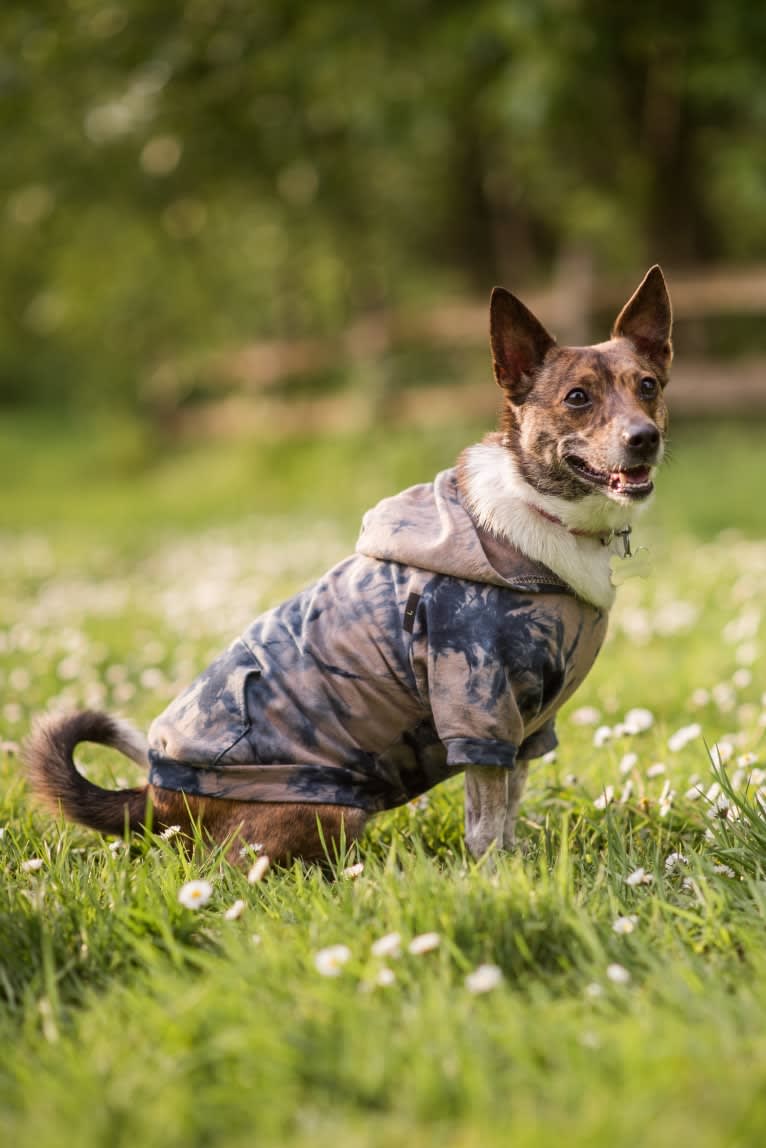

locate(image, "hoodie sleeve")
(415, 578), (533, 769)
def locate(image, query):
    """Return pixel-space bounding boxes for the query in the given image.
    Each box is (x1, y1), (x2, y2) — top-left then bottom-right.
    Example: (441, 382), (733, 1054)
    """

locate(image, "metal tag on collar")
(614, 526), (633, 558)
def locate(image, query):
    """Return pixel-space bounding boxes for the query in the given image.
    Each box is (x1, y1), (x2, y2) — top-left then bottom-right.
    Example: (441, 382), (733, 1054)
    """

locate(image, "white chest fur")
(460, 441), (647, 610)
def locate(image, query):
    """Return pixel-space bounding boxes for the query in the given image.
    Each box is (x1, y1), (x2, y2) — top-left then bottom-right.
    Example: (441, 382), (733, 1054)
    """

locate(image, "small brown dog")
(26, 267), (672, 864)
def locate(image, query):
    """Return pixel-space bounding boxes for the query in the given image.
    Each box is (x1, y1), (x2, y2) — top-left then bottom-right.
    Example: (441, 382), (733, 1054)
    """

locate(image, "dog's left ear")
(490, 287), (557, 404)
(612, 265), (673, 380)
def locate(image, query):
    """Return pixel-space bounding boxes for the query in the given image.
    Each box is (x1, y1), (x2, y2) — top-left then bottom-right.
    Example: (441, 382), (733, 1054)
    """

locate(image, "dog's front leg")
(464, 763), (529, 859)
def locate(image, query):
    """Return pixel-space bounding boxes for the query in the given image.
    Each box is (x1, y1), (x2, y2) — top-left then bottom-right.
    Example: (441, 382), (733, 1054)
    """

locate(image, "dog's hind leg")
(150, 788), (369, 867)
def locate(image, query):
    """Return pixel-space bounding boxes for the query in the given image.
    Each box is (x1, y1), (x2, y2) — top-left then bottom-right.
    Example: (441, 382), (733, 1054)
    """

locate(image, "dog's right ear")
(490, 287), (556, 403)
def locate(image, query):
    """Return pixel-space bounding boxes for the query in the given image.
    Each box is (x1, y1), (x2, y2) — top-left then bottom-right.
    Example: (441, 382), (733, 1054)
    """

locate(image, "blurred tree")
(1, 0), (766, 411)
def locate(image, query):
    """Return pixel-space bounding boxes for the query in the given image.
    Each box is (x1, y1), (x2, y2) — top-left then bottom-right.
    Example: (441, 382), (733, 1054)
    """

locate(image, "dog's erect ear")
(490, 287), (556, 403)
(612, 265), (673, 379)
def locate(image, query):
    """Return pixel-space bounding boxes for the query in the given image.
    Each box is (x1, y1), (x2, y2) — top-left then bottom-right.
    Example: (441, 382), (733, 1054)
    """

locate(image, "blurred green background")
(1, 0), (766, 498)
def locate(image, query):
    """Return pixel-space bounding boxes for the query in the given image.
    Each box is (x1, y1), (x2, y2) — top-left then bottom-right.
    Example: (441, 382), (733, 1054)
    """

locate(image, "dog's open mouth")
(564, 455), (654, 499)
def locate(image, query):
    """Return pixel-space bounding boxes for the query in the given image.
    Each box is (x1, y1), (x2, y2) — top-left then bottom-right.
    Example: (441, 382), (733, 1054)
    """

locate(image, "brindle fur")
(493, 267), (672, 502)
(25, 710), (367, 865)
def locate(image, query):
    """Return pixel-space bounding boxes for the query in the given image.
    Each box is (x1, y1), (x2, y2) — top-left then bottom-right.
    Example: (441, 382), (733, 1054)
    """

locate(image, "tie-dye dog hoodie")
(148, 469), (608, 811)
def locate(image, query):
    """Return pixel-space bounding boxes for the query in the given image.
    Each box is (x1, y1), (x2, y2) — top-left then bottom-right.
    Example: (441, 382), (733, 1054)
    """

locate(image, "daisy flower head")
(224, 899), (246, 921)
(623, 708), (655, 734)
(710, 742), (734, 768)
(668, 723), (702, 753)
(247, 855), (270, 884)
(465, 964), (504, 994)
(606, 962), (631, 985)
(664, 851), (688, 873)
(594, 786), (615, 811)
(177, 879), (213, 910)
(625, 867), (653, 887)
(371, 932), (402, 959)
(408, 932), (441, 955)
(239, 842), (264, 858)
(593, 725), (613, 748)
(612, 915), (638, 935)
(572, 706), (601, 726)
(314, 944), (352, 977)
(619, 753), (638, 776)
(21, 857), (44, 873)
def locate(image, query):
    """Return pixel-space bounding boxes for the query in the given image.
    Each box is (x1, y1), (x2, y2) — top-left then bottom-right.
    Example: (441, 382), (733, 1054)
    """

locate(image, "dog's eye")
(639, 376), (658, 398)
(564, 388), (591, 409)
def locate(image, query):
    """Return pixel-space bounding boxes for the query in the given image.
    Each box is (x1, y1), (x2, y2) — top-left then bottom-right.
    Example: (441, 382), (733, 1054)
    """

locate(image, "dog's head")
(491, 266), (672, 506)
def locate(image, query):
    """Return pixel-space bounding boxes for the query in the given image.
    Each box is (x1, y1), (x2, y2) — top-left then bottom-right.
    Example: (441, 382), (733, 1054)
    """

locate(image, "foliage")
(3, 1), (766, 409)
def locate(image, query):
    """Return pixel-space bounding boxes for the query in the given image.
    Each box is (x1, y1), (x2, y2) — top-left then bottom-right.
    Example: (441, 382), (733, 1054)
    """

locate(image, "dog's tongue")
(609, 466), (651, 490)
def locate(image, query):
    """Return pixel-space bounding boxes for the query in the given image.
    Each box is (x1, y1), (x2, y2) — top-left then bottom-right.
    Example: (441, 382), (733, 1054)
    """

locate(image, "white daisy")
(408, 932), (441, 955)
(623, 708), (654, 734)
(594, 786), (615, 811)
(224, 899), (246, 920)
(593, 725), (613, 748)
(668, 723), (702, 752)
(465, 964), (503, 994)
(239, 842), (264, 857)
(371, 932), (402, 959)
(658, 784), (675, 817)
(625, 867), (653, 887)
(314, 944), (352, 977)
(177, 879), (213, 909)
(342, 862), (365, 879)
(737, 752), (759, 768)
(247, 855), (270, 884)
(606, 963), (631, 985)
(21, 858), (44, 873)
(619, 753), (638, 775)
(710, 742), (734, 767)
(664, 851), (688, 873)
(571, 706), (601, 726)
(612, 915), (638, 935)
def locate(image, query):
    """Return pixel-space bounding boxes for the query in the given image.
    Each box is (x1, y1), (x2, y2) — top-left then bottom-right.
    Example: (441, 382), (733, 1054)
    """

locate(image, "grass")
(1, 408), (766, 1147)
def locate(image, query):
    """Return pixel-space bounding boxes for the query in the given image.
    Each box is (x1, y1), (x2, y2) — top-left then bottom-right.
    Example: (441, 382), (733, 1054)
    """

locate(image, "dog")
(25, 266), (672, 864)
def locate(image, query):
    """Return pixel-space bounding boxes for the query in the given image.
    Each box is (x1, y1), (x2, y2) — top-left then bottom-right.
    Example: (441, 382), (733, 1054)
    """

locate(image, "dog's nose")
(622, 422), (660, 454)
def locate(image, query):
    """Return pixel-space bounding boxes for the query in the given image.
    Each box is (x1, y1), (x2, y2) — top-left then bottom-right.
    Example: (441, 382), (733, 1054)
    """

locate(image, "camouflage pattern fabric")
(147, 469), (608, 811)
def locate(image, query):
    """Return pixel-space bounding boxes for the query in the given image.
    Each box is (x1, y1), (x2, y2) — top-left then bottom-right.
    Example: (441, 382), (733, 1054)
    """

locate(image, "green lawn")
(1, 410), (766, 1147)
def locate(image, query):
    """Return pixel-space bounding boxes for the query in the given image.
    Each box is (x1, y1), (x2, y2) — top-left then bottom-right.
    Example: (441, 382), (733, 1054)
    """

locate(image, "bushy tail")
(24, 710), (152, 836)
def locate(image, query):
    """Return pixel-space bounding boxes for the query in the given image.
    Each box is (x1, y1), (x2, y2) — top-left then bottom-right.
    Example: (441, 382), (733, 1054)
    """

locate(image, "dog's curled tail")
(24, 710), (152, 836)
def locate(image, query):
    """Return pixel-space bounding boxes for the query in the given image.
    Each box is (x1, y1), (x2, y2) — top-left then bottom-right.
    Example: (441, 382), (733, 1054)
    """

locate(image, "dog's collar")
(527, 503), (633, 554)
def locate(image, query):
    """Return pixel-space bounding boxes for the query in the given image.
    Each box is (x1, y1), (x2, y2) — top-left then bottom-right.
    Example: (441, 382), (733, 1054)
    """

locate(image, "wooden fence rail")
(148, 263), (766, 435)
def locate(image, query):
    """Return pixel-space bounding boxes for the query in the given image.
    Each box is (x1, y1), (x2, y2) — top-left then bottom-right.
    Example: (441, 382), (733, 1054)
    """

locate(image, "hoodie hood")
(356, 468), (571, 595)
